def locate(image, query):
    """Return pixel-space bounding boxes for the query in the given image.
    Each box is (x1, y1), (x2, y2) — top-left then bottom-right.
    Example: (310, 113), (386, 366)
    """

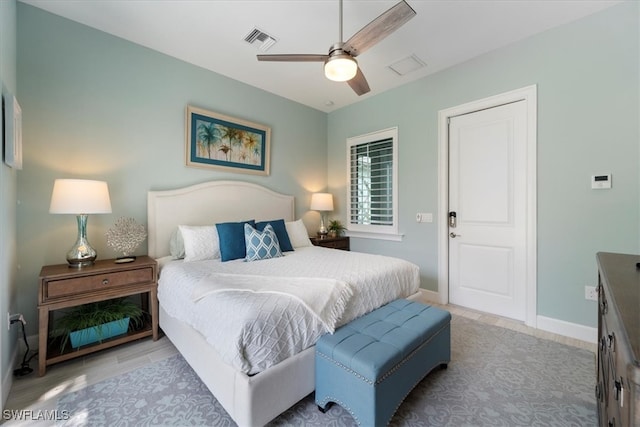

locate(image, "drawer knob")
(102, 278), (109, 286)
(608, 333), (615, 349)
(600, 299), (608, 314)
(614, 377), (624, 406)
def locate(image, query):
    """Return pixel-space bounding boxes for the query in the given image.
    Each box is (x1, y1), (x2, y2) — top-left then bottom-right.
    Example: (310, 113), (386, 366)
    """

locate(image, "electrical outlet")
(585, 286), (598, 301)
(7, 313), (24, 329)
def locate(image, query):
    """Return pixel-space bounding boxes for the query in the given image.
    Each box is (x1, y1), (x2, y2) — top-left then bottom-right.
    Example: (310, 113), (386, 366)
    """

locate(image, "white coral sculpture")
(106, 217), (147, 257)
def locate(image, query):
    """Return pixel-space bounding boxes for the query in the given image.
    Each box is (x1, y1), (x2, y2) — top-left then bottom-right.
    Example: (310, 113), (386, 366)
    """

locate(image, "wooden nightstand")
(38, 256), (158, 376)
(310, 236), (350, 251)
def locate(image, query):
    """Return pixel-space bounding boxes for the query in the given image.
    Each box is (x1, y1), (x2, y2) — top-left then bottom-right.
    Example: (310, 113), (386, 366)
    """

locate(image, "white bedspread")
(191, 273), (353, 333)
(158, 246), (420, 374)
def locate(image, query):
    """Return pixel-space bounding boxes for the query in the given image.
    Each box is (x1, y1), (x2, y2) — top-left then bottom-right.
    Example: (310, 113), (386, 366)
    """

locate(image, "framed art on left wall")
(2, 85), (23, 170)
(186, 105), (270, 176)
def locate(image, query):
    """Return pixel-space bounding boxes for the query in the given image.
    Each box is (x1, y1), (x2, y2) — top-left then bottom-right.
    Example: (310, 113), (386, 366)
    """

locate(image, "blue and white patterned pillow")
(244, 223), (283, 261)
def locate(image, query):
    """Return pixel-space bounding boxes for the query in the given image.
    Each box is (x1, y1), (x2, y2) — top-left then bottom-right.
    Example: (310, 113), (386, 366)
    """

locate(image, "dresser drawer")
(44, 267), (154, 300)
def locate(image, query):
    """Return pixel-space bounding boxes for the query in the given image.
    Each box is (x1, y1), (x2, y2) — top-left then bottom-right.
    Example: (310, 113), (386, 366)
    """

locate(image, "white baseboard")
(537, 315), (597, 344)
(417, 288), (597, 345)
(419, 289), (442, 304)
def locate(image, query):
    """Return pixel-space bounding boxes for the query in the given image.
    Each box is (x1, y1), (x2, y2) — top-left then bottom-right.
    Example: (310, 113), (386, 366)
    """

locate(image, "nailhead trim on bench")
(316, 321), (449, 386)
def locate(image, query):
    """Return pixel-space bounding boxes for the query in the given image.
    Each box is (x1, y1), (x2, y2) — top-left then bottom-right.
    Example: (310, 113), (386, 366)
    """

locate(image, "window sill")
(346, 231), (404, 242)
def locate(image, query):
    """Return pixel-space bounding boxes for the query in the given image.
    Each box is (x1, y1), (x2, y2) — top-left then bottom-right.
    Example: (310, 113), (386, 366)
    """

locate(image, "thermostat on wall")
(591, 174), (611, 189)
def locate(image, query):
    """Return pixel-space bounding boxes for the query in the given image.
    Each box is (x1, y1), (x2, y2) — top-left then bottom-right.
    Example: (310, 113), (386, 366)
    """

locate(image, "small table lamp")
(49, 179), (112, 267)
(310, 192), (334, 237)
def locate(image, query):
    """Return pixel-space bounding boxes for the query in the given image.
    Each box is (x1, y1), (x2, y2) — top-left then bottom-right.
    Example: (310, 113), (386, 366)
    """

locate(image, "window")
(346, 127), (400, 240)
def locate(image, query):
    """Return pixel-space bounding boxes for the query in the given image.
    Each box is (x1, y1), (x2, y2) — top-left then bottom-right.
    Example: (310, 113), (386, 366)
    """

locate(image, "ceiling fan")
(257, 0), (416, 96)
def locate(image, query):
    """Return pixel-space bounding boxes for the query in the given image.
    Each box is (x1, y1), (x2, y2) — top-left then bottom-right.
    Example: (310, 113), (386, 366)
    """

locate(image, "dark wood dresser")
(596, 252), (640, 426)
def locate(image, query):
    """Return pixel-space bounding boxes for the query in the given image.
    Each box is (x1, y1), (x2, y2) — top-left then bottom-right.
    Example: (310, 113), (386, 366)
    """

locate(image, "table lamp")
(310, 192), (333, 237)
(49, 179), (112, 267)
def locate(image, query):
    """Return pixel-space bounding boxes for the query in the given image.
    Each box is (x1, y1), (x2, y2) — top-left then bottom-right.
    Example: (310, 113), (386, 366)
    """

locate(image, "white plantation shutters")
(346, 127), (399, 239)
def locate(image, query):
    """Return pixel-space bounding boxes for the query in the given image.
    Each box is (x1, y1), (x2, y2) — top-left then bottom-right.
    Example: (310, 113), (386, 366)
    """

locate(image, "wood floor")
(3, 303), (596, 425)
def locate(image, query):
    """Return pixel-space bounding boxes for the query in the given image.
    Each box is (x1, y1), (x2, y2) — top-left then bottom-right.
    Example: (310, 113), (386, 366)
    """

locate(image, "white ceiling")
(20, 0), (620, 112)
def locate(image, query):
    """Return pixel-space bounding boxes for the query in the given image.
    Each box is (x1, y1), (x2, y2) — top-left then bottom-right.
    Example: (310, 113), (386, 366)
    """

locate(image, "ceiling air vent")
(244, 28), (277, 52)
(388, 54), (426, 76)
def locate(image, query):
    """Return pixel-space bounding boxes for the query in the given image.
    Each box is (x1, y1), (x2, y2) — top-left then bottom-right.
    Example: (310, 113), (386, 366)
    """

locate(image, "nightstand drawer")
(45, 267), (154, 300)
(310, 236), (350, 251)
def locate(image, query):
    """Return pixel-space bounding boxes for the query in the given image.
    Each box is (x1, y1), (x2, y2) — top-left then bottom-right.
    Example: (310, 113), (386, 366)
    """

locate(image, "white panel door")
(448, 101), (527, 321)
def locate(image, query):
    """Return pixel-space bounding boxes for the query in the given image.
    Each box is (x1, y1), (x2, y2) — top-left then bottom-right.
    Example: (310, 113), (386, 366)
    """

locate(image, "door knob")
(449, 232), (461, 238)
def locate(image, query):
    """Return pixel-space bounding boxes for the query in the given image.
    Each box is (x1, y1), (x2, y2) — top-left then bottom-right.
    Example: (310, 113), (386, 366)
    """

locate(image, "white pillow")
(169, 229), (186, 259)
(178, 225), (220, 262)
(285, 219), (312, 248)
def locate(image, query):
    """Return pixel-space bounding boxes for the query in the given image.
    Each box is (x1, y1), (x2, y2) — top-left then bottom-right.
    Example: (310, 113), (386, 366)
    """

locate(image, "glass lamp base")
(318, 213), (328, 237)
(66, 214), (97, 268)
(66, 243), (96, 267)
(67, 256), (96, 268)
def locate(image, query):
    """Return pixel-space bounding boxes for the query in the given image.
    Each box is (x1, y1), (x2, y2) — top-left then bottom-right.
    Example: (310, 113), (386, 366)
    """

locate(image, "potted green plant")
(327, 219), (346, 238)
(52, 298), (145, 352)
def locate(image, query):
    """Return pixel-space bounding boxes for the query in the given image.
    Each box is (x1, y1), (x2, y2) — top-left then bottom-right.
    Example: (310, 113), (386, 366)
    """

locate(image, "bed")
(147, 180), (422, 426)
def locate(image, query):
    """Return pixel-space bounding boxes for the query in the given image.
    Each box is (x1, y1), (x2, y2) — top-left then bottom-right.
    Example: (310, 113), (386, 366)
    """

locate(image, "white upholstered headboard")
(147, 181), (295, 259)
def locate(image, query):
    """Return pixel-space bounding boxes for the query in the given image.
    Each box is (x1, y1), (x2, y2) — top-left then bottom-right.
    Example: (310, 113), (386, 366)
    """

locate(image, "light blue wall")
(327, 1), (640, 327)
(16, 3), (328, 336)
(0, 0), (18, 410)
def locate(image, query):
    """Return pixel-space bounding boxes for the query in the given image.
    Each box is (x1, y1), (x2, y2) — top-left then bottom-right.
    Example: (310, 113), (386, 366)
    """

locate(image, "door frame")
(437, 85), (537, 327)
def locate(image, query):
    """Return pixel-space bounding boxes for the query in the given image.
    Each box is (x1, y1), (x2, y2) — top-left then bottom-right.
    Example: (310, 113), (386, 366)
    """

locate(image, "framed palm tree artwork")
(186, 105), (270, 175)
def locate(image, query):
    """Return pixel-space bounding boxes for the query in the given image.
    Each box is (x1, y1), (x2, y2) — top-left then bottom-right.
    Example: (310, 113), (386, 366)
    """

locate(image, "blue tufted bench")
(315, 299), (451, 426)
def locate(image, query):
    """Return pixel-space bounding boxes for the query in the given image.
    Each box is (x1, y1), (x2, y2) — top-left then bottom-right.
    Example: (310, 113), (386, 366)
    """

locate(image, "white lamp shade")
(324, 55), (358, 82)
(310, 193), (334, 212)
(49, 179), (112, 214)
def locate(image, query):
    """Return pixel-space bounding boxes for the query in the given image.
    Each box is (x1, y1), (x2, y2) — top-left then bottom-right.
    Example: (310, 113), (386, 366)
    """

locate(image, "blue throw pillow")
(256, 219), (294, 252)
(244, 223), (283, 261)
(216, 220), (256, 262)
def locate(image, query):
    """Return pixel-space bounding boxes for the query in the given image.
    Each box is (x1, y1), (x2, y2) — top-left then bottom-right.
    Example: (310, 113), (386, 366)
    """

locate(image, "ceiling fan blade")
(257, 54), (328, 62)
(347, 68), (370, 96)
(343, 0), (416, 57)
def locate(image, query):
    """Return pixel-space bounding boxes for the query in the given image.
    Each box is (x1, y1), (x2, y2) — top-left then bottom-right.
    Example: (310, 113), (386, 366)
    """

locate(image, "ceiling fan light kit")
(324, 54), (358, 82)
(257, 0), (416, 95)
